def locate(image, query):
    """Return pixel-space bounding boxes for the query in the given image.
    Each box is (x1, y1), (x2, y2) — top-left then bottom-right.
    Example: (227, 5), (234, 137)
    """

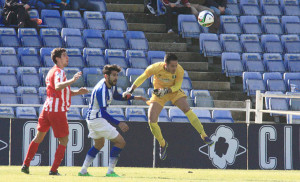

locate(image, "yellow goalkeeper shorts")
(147, 89), (187, 107)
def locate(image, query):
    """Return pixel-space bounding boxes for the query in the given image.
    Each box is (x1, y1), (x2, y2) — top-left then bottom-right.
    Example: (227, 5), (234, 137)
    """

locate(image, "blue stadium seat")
(261, 16), (283, 35)
(284, 54), (300, 72)
(40, 28), (63, 47)
(284, 73), (300, 91)
(147, 51), (165, 64)
(126, 68), (150, 88)
(126, 108), (147, 122)
(195, 95), (215, 107)
(61, 28), (84, 49)
(169, 108), (189, 122)
(116, 76), (131, 90)
(243, 72), (266, 95)
(81, 108), (88, 120)
(16, 107), (37, 119)
(264, 91), (289, 116)
(240, 34), (263, 53)
(38, 87), (47, 103)
(242, 53), (265, 73)
(0, 86), (17, 104)
(83, 48), (106, 67)
(39, 68), (51, 86)
(126, 50), (148, 69)
(28, 9), (39, 19)
(0, 67), (18, 87)
(40, 48), (55, 67)
(105, 49), (128, 68)
(18, 28), (41, 48)
(0, 28), (19, 47)
(220, 15), (242, 34)
(17, 87), (40, 104)
(280, 0), (300, 16)
(281, 16), (300, 34)
(263, 72), (287, 92)
(240, 16), (262, 34)
(17, 67), (40, 87)
(190, 89), (210, 98)
(107, 108), (126, 121)
(84, 11), (106, 31)
(62, 10), (85, 30)
(89, 0), (107, 13)
(263, 53), (286, 73)
(260, 0), (282, 16)
(193, 109), (213, 123)
(158, 108), (171, 122)
(182, 78), (193, 90)
(261, 34), (283, 54)
(18, 48), (41, 67)
(131, 88), (148, 105)
(71, 94), (85, 105)
(105, 12), (128, 32)
(83, 67), (103, 87)
(67, 107), (82, 120)
(65, 48), (84, 68)
(240, 0), (261, 16)
(104, 30), (127, 50)
(227, 0), (241, 15)
(281, 35), (300, 53)
(126, 31), (149, 51)
(83, 29), (106, 49)
(220, 34), (242, 53)
(65, 67), (85, 87)
(177, 14), (201, 38)
(199, 33), (222, 57)
(41, 9), (63, 29)
(221, 52), (244, 76)
(0, 47), (19, 67)
(287, 92), (300, 111)
(212, 110), (234, 123)
(109, 87), (129, 105)
(0, 107), (15, 118)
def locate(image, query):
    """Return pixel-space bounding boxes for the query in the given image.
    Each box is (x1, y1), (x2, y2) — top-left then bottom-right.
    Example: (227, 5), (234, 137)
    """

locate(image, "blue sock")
(88, 146), (99, 158)
(110, 146), (122, 157)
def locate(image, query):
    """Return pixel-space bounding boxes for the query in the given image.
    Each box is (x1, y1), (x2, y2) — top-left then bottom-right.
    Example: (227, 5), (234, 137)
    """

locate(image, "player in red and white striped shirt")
(21, 48), (88, 175)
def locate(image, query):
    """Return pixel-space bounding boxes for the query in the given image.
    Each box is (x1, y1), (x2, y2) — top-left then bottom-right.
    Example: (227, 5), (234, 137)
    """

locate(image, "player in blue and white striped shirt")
(79, 64), (147, 177)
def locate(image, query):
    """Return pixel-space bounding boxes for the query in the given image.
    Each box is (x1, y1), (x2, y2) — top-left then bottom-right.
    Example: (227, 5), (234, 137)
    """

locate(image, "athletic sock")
(107, 146), (122, 174)
(185, 110), (207, 139)
(80, 146), (99, 174)
(50, 144), (66, 172)
(23, 141), (40, 167)
(149, 122), (166, 147)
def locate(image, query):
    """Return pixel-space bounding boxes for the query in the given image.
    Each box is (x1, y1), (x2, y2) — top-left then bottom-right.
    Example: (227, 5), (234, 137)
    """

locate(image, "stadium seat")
(89, 0), (107, 13)
(263, 72), (287, 92)
(126, 108), (147, 122)
(284, 73), (300, 91)
(106, 108), (126, 121)
(169, 108), (189, 122)
(39, 67), (51, 86)
(240, 0), (261, 16)
(0, 28), (19, 47)
(195, 95), (215, 107)
(261, 16), (283, 35)
(220, 15), (242, 34)
(240, 34), (263, 53)
(83, 11), (106, 31)
(126, 50), (148, 69)
(83, 67), (103, 87)
(260, 0), (282, 16)
(182, 78), (193, 90)
(38, 87), (47, 103)
(61, 28), (84, 49)
(240, 16), (262, 34)
(199, 33), (222, 57)
(105, 12), (128, 32)
(83, 29), (106, 49)
(18, 48), (41, 67)
(16, 107), (37, 119)
(0, 86), (17, 104)
(105, 49), (127, 68)
(280, 0), (300, 16)
(221, 52), (244, 77)
(147, 51), (166, 64)
(243, 72), (266, 96)
(131, 88), (148, 105)
(83, 48), (106, 67)
(212, 110), (234, 123)
(242, 53), (265, 73)
(0, 107), (15, 118)
(263, 53), (286, 73)
(126, 31), (149, 51)
(220, 34), (242, 53)
(281, 16), (300, 34)
(0, 47), (19, 67)
(40, 48), (55, 67)
(127, 68), (150, 88)
(116, 76), (131, 90)
(0, 67), (18, 87)
(65, 48), (84, 68)
(287, 92), (300, 111)
(81, 108), (88, 119)
(158, 108), (171, 122)
(18, 28), (41, 48)
(62, 10), (85, 30)
(192, 109), (213, 123)
(177, 14), (201, 38)
(28, 9), (39, 19)
(67, 107), (82, 120)
(265, 91), (289, 116)
(284, 54), (300, 72)
(41, 9), (63, 29)
(104, 30), (127, 50)
(227, 0), (241, 15)
(281, 35), (300, 53)
(17, 67), (40, 87)
(40, 28), (63, 47)
(17, 87), (40, 104)
(65, 67), (85, 87)
(261, 34), (283, 54)
(190, 89), (210, 98)
(71, 94), (85, 105)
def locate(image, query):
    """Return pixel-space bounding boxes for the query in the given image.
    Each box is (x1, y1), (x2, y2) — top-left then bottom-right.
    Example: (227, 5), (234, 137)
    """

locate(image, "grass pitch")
(0, 166), (299, 182)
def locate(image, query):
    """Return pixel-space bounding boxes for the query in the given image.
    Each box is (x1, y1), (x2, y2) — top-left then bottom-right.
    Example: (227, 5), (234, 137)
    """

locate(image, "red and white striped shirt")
(43, 65), (71, 112)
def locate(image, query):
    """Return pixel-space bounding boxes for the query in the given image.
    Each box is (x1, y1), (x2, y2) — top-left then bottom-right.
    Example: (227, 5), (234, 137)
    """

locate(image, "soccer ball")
(198, 10), (214, 27)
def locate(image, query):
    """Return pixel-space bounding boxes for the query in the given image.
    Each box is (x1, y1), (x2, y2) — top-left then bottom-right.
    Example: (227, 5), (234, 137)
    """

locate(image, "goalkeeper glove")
(122, 88), (134, 100)
(153, 88), (169, 98)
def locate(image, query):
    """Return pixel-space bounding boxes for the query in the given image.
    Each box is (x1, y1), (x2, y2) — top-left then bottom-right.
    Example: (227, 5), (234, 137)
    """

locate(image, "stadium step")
(192, 81), (231, 91)
(106, 3), (144, 13)
(128, 23), (166, 33)
(188, 72), (230, 82)
(145, 33), (186, 43)
(125, 13), (166, 24)
(214, 100), (246, 108)
(106, 0), (143, 4)
(171, 52), (206, 62)
(180, 62), (208, 71)
(210, 91), (250, 101)
(149, 42), (187, 52)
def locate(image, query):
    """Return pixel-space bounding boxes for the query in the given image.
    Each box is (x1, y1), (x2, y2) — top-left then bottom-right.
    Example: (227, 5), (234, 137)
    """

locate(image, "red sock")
(51, 144), (66, 172)
(23, 141), (40, 167)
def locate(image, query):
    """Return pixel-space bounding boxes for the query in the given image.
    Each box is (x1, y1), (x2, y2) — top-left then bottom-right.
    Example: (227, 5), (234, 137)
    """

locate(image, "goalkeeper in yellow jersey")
(123, 53), (214, 160)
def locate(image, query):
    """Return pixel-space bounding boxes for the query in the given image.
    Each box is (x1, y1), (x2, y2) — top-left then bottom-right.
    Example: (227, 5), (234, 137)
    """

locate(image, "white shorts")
(86, 118), (119, 140)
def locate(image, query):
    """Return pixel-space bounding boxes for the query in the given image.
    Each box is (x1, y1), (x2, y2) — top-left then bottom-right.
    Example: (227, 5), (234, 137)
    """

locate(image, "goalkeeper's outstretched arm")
(123, 72), (148, 96)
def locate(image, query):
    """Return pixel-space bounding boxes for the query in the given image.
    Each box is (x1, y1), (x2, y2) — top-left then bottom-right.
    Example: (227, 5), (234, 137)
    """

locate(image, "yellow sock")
(149, 122), (166, 147)
(185, 110), (207, 140)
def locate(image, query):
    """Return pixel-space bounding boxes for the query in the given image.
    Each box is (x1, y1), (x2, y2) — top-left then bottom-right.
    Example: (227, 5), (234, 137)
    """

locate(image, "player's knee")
(120, 139), (126, 148)
(148, 116), (158, 123)
(182, 108), (191, 114)
(33, 137), (43, 144)
(58, 136), (69, 146)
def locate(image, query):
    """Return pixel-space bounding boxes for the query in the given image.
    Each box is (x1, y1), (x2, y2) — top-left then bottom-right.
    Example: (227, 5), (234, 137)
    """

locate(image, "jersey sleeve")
(144, 63), (158, 77)
(170, 66), (184, 93)
(95, 87), (107, 107)
(54, 69), (64, 87)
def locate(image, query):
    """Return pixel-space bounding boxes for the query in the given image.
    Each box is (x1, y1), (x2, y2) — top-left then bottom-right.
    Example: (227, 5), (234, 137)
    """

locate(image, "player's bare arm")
(118, 122), (129, 133)
(55, 71), (82, 91)
(71, 87), (89, 96)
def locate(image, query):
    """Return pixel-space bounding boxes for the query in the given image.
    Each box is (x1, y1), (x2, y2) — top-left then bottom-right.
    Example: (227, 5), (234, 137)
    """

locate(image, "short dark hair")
(103, 64), (122, 76)
(164, 53), (178, 64)
(51, 48), (66, 64)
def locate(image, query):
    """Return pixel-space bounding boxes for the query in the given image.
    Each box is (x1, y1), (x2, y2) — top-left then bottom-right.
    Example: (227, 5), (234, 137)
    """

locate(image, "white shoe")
(147, 4), (156, 15)
(167, 29), (174, 34)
